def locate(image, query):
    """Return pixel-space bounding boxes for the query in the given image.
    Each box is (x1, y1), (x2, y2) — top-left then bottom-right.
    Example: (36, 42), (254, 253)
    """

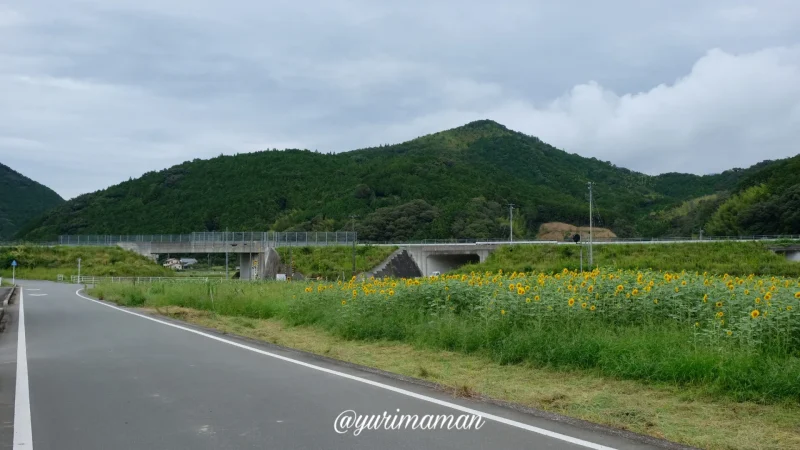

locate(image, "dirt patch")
(537, 222), (617, 241)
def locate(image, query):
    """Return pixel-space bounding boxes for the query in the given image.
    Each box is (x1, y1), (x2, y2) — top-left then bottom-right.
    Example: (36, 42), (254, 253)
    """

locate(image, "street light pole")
(225, 228), (229, 280)
(588, 182), (594, 267)
(350, 215), (357, 278)
(508, 204), (515, 243)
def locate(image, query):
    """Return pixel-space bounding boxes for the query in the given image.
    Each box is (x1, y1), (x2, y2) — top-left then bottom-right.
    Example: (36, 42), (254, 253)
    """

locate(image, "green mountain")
(0, 163), (64, 241)
(702, 155), (800, 236)
(15, 120), (777, 241)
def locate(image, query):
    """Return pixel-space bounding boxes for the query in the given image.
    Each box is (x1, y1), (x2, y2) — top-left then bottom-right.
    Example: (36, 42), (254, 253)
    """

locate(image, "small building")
(163, 258), (184, 271)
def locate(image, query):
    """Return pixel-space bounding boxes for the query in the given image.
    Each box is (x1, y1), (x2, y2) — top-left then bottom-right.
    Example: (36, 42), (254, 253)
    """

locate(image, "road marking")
(25, 289), (40, 291)
(14, 289), (33, 449)
(28, 294), (47, 297)
(75, 289), (616, 450)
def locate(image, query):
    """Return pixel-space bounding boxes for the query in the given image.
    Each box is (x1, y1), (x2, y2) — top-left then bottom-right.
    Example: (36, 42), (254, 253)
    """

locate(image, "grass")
(104, 304), (800, 449)
(459, 242), (800, 277)
(276, 245), (396, 279)
(0, 245), (173, 281)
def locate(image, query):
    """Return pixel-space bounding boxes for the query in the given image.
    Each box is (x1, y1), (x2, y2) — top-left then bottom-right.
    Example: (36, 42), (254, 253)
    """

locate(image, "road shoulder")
(0, 289), (19, 448)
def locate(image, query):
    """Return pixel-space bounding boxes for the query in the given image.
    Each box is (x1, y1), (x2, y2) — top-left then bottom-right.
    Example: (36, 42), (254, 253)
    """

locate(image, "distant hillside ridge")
(0, 163), (64, 240)
(15, 120), (793, 241)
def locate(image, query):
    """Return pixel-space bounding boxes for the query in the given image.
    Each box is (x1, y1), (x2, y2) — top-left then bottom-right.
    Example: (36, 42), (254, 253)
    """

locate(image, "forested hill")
(0, 163), (64, 240)
(702, 154), (800, 236)
(16, 120), (766, 241)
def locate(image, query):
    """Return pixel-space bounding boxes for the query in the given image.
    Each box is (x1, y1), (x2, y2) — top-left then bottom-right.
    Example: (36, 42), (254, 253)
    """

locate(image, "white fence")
(70, 276), (212, 284)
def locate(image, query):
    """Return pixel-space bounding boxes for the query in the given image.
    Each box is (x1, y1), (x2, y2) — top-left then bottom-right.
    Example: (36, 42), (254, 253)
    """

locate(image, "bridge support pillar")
(238, 249), (282, 281)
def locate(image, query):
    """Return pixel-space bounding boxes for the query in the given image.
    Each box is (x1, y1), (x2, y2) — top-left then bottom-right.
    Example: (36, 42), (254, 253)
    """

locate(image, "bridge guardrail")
(57, 231), (357, 247)
(3, 234), (799, 249)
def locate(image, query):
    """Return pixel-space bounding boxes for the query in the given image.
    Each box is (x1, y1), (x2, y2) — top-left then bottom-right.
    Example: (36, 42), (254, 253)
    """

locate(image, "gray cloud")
(1, 0), (799, 198)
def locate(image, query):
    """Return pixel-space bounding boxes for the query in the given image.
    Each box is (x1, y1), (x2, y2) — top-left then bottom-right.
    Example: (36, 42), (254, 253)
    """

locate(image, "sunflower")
(341, 300), (347, 306)
(750, 310), (760, 319)
(716, 311), (724, 318)
(715, 301), (723, 308)
(632, 288), (639, 296)
(501, 309), (506, 315)
(388, 289), (395, 296)
(526, 297), (531, 303)
(726, 330), (733, 336)
(590, 305), (596, 311)
(795, 292), (800, 299)
(534, 295), (541, 301)
(581, 302), (587, 309)
(517, 287), (525, 295)
(653, 299), (659, 305)
(703, 294), (708, 303)
(568, 298), (576, 307)
(765, 292), (773, 301)
(616, 284), (624, 292)
(755, 297), (761, 304)
(587, 285), (594, 293)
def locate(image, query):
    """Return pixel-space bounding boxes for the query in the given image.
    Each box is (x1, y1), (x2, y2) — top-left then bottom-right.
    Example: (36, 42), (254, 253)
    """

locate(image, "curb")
(0, 286), (13, 325)
(1, 285), (14, 306)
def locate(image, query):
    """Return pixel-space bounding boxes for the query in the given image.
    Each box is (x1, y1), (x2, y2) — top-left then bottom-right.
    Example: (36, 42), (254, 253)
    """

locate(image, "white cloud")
(1, 1), (800, 199)
(368, 47), (800, 176)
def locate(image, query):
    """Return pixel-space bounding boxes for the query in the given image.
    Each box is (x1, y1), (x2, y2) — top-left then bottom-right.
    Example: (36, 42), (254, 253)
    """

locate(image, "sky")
(1, 1), (800, 199)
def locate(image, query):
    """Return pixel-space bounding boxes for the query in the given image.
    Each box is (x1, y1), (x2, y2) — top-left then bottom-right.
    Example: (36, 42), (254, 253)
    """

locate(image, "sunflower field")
(290, 269), (800, 401)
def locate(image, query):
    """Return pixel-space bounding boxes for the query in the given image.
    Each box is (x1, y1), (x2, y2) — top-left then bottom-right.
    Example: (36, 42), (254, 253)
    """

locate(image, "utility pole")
(225, 227), (229, 280)
(508, 204), (515, 243)
(350, 215), (357, 278)
(77, 258), (81, 282)
(588, 182), (594, 267)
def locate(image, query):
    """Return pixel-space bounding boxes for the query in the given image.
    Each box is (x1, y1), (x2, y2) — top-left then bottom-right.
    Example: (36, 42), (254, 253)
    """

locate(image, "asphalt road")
(0, 280), (668, 450)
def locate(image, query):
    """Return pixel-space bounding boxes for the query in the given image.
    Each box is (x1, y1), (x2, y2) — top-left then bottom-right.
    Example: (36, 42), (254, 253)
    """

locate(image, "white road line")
(75, 289), (616, 450)
(14, 289), (33, 449)
(28, 294), (47, 297)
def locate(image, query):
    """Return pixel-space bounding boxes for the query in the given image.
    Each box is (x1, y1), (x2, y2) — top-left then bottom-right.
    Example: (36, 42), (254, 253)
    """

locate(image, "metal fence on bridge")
(57, 231), (358, 247)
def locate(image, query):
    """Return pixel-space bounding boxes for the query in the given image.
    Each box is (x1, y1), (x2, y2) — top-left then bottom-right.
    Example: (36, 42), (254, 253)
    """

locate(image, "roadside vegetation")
(0, 245), (173, 280)
(458, 241), (800, 277)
